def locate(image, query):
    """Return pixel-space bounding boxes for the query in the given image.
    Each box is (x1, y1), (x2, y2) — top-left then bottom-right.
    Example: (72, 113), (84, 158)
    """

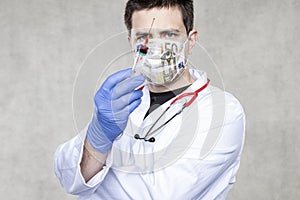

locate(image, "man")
(54, 0), (245, 199)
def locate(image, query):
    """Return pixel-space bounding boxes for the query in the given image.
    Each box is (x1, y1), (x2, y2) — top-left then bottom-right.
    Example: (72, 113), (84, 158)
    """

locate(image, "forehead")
(131, 6), (185, 32)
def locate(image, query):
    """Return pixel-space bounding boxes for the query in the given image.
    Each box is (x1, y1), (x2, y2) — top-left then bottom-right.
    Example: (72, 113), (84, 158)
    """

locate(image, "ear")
(188, 29), (198, 55)
(128, 35), (132, 50)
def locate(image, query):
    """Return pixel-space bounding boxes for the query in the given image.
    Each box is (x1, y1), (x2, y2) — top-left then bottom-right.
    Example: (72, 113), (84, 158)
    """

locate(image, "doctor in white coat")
(54, 0), (245, 199)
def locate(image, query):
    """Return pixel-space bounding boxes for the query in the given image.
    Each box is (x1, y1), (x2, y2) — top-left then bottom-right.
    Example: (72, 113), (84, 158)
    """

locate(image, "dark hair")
(124, 0), (194, 34)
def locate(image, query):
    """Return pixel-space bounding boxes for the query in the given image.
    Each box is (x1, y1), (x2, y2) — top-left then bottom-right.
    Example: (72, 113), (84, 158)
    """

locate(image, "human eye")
(135, 33), (149, 43)
(167, 32), (177, 38)
(161, 31), (179, 39)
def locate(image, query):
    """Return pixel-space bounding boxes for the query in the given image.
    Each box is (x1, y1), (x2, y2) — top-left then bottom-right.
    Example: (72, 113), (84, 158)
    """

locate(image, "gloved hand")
(86, 68), (145, 153)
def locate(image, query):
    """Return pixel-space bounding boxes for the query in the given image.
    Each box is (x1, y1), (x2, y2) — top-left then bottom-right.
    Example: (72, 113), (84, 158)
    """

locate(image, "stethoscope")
(134, 79), (210, 142)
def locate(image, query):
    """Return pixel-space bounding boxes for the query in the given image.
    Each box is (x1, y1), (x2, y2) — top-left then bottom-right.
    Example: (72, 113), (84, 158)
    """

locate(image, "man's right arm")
(54, 69), (145, 195)
(53, 130), (111, 196)
(80, 138), (108, 182)
(80, 68), (145, 179)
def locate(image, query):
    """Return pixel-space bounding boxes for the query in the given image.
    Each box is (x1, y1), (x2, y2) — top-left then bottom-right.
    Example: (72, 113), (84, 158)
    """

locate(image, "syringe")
(132, 18), (155, 73)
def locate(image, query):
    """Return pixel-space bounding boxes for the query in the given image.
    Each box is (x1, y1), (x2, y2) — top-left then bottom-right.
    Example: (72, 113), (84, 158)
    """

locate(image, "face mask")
(133, 38), (189, 85)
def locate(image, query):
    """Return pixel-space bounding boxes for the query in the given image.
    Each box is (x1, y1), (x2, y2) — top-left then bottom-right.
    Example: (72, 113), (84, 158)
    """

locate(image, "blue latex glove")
(86, 68), (145, 153)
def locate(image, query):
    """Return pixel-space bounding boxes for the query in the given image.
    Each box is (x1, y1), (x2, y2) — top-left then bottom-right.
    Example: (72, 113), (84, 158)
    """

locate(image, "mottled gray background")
(0, 0), (299, 199)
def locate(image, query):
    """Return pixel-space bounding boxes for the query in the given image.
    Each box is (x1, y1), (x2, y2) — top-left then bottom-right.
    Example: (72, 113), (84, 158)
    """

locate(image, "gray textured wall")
(0, 0), (299, 199)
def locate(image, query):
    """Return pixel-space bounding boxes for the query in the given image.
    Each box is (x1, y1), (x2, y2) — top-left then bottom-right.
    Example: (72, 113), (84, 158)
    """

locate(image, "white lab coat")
(54, 70), (245, 200)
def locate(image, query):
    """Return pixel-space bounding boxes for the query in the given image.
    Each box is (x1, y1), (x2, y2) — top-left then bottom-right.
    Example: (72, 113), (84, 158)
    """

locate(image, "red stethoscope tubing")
(170, 79), (210, 107)
(144, 79), (210, 138)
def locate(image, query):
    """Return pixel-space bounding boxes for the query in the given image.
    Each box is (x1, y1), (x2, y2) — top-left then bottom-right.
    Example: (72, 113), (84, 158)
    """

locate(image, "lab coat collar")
(188, 69), (209, 92)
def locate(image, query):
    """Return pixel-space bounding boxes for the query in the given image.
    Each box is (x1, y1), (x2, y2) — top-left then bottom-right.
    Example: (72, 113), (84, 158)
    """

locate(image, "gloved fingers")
(128, 97), (142, 113)
(111, 97), (142, 122)
(112, 90), (143, 111)
(106, 107), (131, 126)
(112, 75), (145, 100)
(101, 68), (133, 92)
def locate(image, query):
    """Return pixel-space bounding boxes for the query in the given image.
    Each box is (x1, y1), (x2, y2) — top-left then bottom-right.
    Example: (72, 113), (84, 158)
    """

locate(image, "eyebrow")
(134, 29), (181, 36)
(160, 29), (181, 33)
(135, 32), (149, 36)
(159, 29), (181, 34)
